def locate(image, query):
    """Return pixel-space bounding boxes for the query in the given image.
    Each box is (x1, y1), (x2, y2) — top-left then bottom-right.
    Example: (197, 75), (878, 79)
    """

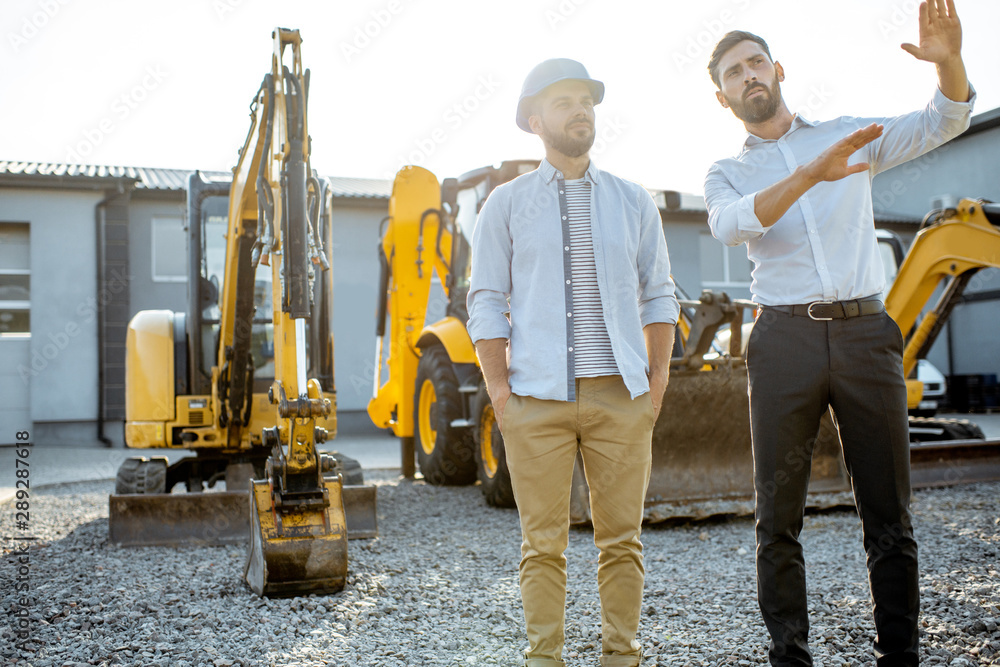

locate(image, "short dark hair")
(708, 30), (772, 88)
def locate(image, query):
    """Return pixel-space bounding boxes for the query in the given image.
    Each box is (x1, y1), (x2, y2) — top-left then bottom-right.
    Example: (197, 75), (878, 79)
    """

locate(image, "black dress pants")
(746, 307), (919, 666)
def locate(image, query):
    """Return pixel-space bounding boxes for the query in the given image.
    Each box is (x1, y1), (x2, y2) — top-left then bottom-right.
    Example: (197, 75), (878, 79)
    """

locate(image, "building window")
(0, 222), (30, 337)
(699, 232), (752, 289)
(152, 216), (187, 282)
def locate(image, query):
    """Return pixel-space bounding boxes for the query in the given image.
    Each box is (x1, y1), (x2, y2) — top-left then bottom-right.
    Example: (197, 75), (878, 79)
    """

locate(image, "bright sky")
(3, 0), (998, 196)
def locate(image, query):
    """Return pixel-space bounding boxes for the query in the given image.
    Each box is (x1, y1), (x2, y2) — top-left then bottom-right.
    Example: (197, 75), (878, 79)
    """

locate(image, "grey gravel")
(2, 473), (998, 666)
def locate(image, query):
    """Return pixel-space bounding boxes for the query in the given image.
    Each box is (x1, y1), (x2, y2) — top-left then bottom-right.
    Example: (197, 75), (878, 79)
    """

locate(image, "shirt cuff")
(467, 293), (512, 344)
(738, 194), (769, 236)
(639, 296), (680, 328)
(933, 81), (976, 113)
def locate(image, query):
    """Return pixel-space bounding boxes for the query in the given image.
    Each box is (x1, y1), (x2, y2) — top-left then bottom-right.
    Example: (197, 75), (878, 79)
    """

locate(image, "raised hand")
(900, 0), (969, 102)
(751, 123), (885, 228)
(803, 123), (884, 184)
(901, 0), (962, 65)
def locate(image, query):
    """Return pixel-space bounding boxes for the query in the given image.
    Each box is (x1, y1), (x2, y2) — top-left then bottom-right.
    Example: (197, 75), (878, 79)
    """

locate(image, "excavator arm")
(368, 166), (444, 442)
(884, 199), (1000, 378)
(235, 28), (359, 598)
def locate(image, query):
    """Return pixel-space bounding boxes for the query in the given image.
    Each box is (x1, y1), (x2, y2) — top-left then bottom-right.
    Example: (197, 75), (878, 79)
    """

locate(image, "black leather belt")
(765, 296), (885, 321)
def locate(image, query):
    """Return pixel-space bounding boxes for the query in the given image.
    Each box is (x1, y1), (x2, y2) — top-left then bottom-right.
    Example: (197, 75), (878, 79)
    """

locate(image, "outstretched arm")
(901, 0), (969, 102)
(752, 123), (884, 227)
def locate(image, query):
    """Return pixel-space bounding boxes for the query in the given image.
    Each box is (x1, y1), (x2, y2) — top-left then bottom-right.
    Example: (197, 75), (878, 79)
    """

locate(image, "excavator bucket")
(244, 476), (351, 597)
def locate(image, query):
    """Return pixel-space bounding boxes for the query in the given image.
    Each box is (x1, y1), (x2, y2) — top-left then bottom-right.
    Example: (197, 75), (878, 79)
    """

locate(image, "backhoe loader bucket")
(245, 475), (351, 597)
(569, 362), (853, 524)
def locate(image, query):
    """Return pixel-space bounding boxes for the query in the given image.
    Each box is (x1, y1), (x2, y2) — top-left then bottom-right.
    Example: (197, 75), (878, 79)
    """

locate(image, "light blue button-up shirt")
(705, 87), (976, 306)
(467, 159), (679, 401)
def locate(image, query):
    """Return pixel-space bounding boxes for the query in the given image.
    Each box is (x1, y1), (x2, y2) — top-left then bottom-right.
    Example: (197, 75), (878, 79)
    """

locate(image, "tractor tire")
(413, 345), (476, 485)
(473, 383), (516, 508)
(115, 457), (168, 494)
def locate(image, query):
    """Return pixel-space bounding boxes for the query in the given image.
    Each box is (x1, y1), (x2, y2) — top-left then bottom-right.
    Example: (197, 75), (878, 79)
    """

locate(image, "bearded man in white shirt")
(703, 1), (974, 665)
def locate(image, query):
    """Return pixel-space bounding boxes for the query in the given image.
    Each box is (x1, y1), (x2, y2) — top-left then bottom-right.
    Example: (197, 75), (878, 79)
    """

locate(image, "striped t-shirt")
(565, 178), (618, 377)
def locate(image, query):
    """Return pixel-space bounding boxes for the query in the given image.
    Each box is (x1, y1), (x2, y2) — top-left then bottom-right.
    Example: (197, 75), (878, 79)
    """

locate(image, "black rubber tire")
(115, 458), (141, 494)
(115, 457), (167, 494)
(473, 383), (516, 508)
(909, 416), (986, 442)
(413, 345), (476, 485)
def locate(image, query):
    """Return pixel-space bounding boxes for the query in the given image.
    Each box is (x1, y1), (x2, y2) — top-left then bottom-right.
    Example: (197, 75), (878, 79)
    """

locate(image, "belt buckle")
(807, 300), (835, 321)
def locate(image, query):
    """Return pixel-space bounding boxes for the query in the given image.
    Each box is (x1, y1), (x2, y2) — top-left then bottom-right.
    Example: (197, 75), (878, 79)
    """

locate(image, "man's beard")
(540, 117), (595, 158)
(726, 79), (782, 124)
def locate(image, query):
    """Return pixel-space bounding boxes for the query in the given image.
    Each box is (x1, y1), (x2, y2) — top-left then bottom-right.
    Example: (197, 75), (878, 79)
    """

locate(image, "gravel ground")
(2, 473), (998, 666)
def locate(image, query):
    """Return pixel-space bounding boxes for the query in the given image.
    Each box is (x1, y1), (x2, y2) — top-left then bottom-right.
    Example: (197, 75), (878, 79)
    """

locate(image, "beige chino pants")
(503, 375), (655, 667)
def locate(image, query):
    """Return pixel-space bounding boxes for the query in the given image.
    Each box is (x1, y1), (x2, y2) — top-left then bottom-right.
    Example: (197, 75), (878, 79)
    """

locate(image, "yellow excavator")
(111, 28), (376, 597)
(370, 160), (1000, 521)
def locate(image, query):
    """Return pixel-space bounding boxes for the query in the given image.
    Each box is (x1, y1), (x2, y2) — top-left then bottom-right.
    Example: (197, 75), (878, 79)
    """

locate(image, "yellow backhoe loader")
(110, 28), (376, 597)
(371, 161), (1000, 522)
(368, 162), (537, 507)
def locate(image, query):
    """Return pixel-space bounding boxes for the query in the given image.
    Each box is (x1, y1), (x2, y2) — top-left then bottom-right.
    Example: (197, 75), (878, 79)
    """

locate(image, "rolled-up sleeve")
(636, 191), (679, 326)
(868, 85), (976, 175)
(467, 190), (513, 344)
(704, 162), (768, 247)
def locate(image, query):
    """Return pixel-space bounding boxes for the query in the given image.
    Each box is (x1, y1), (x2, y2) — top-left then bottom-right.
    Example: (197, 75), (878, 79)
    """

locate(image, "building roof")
(964, 106), (1000, 138)
(4, 159), (921, 222)
(0, 160), (393, 199)
(324, 176), (393, 199)
(650, 190), (707, 215)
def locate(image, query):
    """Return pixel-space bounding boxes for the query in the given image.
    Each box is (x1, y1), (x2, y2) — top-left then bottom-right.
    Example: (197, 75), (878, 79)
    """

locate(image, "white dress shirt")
(704, 87), (976, 306)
